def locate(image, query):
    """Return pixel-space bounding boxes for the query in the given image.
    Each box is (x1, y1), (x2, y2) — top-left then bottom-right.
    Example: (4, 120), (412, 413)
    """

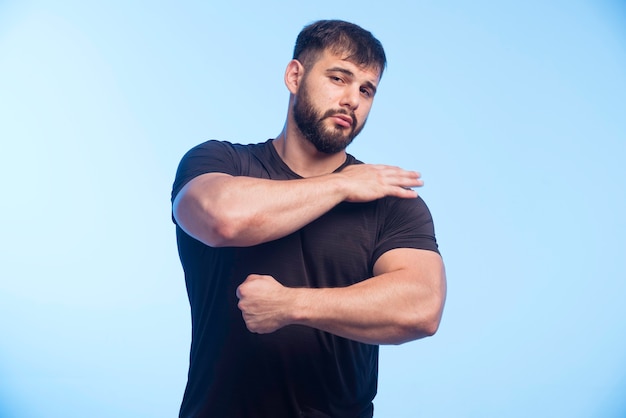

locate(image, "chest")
(234, 201), (381, 288)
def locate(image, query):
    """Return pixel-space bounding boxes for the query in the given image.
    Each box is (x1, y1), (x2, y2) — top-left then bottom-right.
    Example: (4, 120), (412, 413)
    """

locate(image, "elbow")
(405, 315), (441, 342)
(200, 211), (264, 247)
(174, 195), (241, 248)
(420, 315), (442, 338)
(419, 301), (445, 337)
(396, 302), (445, 344)
(193, 203), (247, 247)
(418, 296), (446, 338)
(394, 319), (440, 345)
(407, 269), (447, 340)
(205, 217), (242, 247)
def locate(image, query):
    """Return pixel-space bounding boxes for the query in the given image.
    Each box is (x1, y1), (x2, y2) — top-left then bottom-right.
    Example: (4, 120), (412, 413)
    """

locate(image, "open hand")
(338, 164), (423, 202)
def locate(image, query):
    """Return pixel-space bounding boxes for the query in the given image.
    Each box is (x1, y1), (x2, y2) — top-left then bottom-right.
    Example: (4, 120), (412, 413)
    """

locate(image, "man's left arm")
(236, 248), (447, 345)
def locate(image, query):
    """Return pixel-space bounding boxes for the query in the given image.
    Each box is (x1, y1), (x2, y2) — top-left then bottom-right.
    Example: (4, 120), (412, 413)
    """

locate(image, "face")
(292, 51), (380, 154)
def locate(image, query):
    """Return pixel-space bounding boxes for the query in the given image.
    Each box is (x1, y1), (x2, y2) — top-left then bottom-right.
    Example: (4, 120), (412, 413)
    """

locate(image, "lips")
(329, 114), (353, 128)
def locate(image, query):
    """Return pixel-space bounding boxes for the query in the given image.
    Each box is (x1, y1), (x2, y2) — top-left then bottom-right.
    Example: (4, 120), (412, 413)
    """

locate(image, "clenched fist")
(236, 274), (294, 334)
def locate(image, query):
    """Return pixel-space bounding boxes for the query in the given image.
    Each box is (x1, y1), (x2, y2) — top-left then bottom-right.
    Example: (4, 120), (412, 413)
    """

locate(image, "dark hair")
(293, 20), (387, 77)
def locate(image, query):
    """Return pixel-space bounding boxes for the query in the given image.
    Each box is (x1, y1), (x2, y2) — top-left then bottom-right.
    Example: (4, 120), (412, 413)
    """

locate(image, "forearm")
(236, 249), (446, 345)
(174, 164), (422, 247)
(289, 272), (444, 345)
(174, 173), (346, 247)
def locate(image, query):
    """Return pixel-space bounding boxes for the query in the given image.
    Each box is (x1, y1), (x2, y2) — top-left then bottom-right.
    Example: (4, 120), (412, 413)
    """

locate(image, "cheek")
(324, 92), (340, 106)
(356, 106), (372, 122)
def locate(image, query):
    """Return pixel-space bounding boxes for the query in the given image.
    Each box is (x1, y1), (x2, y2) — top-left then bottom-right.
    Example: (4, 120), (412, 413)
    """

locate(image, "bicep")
(373, 248), (447, 297)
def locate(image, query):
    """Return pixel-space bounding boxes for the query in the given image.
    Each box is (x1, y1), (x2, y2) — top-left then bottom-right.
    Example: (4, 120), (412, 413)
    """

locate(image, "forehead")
(311, 49), (381, 83)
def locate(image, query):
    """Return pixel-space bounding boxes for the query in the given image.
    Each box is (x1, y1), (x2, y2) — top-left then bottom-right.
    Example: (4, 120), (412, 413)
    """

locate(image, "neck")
(272, 122), (347, 178)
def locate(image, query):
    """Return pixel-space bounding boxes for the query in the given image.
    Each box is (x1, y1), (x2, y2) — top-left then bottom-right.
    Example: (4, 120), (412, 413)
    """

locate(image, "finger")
(397, 170), (421, 182)
(388, 178), (422, 191)
(390, 186), (419, 199)
(406, 179), (424, 188)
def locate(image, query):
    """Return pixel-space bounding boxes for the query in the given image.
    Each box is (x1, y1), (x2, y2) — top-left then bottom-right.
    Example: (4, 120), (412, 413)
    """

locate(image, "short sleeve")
(171, 140), (242, 203)
(372, 196), (440, 264)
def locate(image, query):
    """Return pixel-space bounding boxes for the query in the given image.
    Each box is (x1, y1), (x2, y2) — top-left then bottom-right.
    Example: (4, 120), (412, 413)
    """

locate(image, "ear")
(284, 59), (305, 94)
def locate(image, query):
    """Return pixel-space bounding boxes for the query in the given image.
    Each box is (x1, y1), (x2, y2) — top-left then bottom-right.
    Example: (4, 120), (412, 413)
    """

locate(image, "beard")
(292, 82), (365, 154)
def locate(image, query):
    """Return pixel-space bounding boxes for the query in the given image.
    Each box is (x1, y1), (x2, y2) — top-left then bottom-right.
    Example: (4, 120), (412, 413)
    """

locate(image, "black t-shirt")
(171, 140), (439, 418)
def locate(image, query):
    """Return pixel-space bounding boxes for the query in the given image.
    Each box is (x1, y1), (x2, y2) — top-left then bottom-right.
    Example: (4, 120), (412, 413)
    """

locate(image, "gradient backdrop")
(1, 1), (625, 417)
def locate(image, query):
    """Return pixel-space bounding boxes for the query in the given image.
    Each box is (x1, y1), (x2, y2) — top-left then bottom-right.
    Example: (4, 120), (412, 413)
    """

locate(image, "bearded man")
(171, 19), (447, 418)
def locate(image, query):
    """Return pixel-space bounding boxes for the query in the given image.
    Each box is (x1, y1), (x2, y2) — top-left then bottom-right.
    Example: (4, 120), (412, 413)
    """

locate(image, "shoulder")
(177, 139), (275, 168)
(172, 139), (271, 202)
(182, 139), (269, 158)
(379, 195), (436, 228)
(344, 153), (363, 166)
(372, 195), (439, 257)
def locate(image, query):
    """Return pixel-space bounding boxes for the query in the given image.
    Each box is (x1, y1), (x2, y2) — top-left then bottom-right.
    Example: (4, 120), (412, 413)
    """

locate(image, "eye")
(360, 87), (372, 98)
(330, 75), (345, 84)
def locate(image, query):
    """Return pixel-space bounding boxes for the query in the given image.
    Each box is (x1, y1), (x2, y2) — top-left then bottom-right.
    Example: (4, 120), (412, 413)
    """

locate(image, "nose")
(340, 86), (360, 110)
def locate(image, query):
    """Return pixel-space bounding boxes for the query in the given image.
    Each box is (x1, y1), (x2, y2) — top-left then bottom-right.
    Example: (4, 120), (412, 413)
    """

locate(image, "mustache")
(320, 108), (357, 128)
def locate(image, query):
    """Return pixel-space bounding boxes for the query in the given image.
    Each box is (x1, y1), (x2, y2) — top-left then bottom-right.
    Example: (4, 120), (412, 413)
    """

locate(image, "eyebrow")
(326, 66), (378, 95)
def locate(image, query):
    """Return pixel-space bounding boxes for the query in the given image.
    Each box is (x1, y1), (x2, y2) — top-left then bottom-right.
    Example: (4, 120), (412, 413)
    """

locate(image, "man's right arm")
(172, 164), (423, 247)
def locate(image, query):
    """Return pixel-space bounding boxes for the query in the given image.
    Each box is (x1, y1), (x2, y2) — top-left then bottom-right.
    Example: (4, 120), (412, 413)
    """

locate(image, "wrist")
(325, 171), (350, 202)
(289, 287), (312, 325)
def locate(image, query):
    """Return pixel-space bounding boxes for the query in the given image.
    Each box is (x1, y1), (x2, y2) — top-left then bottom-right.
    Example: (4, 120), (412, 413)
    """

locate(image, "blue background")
(1, 1), (625, 417)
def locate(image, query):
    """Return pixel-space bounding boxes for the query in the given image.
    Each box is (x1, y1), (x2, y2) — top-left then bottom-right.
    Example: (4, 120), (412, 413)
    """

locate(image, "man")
(171, 19), (446, 418)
